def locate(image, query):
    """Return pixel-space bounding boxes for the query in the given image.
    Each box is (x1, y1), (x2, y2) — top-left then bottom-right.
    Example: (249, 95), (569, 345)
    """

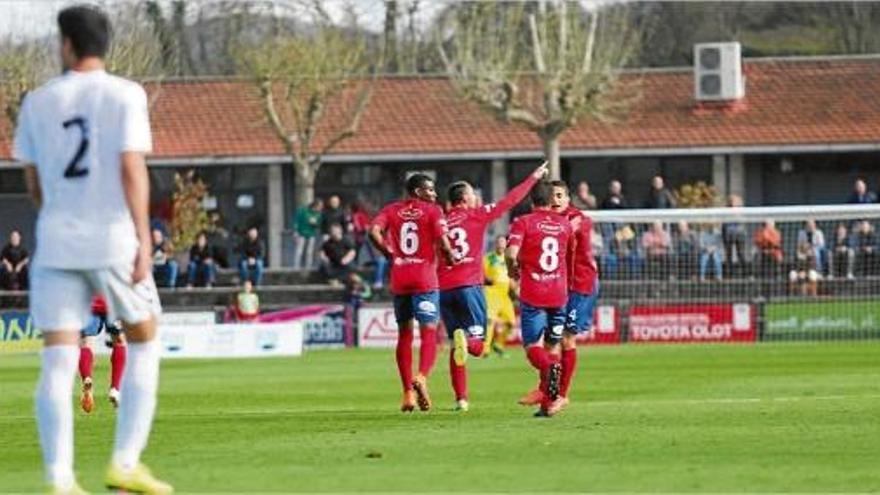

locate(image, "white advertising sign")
(357, 306), (421, 348)
(157, 322), (304, 358)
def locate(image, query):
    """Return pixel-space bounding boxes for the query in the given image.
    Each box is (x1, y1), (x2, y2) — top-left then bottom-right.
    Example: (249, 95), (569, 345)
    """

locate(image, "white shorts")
(30, 264), (162, 332)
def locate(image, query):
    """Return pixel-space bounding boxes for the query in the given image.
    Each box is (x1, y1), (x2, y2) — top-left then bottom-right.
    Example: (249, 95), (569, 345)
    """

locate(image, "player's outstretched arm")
(122, 151), (152, 283)
(486, 161), (549, 222)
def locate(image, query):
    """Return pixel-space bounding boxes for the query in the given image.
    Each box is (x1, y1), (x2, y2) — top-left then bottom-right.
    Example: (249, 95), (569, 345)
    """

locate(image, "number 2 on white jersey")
(449, 227), (469, 259)
(62, 117), (90, 179)
(400, 221), (419, 255)
(539, 236), (559, 272)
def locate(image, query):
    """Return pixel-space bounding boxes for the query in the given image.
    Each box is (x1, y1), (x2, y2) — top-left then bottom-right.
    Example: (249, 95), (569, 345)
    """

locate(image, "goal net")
(583, 204), (880, 343)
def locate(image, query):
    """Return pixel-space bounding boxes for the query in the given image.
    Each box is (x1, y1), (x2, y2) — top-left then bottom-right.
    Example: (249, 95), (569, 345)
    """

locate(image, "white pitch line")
(1, 394), (879, 422)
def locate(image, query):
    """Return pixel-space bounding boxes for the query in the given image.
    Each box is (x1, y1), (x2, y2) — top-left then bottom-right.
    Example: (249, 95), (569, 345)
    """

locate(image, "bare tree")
(828, 2), (880, 54)
(438, 1), (642, 179)
(236, 15), (374, 207)
(107, 3), (166, 81)
(384, 0), (399, 72)
(0, 42), (52, 133)
(1, 3), (164, 142)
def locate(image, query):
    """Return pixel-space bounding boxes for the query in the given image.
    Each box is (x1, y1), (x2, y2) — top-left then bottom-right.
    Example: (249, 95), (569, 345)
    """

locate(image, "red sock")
(418, 325), (438, 377)
(78, 346), (94, 382)
(449, 351), (468, 400)
(525, 346), (551, 372)
(396, 327), (414, 392)
(467, 338), (483, 356)
(526, 346), (551, 392)
(110, 343), (127, 390)
(560, 348), (577, 398)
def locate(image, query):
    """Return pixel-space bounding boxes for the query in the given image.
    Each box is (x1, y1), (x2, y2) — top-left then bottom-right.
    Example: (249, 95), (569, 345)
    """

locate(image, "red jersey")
(563, 206), (598, 294)
(438, 175), (539, 290)
(508, 210), (572, 308)
(372, 199), (448, 295)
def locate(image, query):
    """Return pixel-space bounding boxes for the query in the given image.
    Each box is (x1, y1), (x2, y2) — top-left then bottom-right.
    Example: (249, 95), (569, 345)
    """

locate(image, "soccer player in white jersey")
(13, 6), (172, 495)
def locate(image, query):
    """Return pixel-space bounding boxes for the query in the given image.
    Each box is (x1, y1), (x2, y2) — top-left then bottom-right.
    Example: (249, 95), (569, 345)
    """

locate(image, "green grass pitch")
(2, 342), (879, 493)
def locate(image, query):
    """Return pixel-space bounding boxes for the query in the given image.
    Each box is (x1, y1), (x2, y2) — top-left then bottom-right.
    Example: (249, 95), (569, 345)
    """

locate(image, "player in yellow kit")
(483, 235), (517, 356)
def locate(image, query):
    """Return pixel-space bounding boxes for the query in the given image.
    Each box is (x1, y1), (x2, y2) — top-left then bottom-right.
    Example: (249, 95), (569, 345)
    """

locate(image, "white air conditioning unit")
(694, 42), (744, 101)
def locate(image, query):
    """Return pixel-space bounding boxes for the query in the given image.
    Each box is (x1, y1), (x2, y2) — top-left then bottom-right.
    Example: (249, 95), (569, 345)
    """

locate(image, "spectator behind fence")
(600, 180), (628, 209)
(829, 224), (855, 279)
(642, 221), (672, 279)
(0, 229), (29, 290)
(239, 227), (265, 285)
(320, 224), (357, 286)
(853, 220), (878, 276)
(674, 221), (699, 280)
(293, 199), (323, 270)
(722, 194), (749, 275)
(847, 178), (878, 204)
(796, 219), (826, 275)
(234, 280), (260, 322)
(187, 232), (216, 288)
(754, 220), (783, 277)
(571, 180), (597, 210)
(699, 223), (724, 281)
(790, 236), (820, 296)
(645, 175), (677, 209)
(321, 195), (350, 240)
(151, 228), (178, 288)
(609, 224), (642, 279)
(207, 212), (231, 268)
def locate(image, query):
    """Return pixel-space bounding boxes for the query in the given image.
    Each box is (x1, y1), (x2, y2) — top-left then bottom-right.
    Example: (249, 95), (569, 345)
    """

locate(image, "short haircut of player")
(447, 181), (470, 205)
(58, 5), (111, 59)
(530, 180), (554, 207)
(406, 173), (433, 196)
(550, 180), (569, 194)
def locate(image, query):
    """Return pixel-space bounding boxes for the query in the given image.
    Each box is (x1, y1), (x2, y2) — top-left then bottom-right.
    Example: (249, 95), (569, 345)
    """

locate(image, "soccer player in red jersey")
(369, 174), (457, 412)
(505, 181), (573, 417)
(549, 180), (599, 415)
(440, 162), (548, 411)
(78, 295), (127, 413)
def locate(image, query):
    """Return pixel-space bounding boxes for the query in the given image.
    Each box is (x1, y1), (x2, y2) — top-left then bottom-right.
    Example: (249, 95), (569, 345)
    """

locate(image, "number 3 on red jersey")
(448, 227), (470, 260)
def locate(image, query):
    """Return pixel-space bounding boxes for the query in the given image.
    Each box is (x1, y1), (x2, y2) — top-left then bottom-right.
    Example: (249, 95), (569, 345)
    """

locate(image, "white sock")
(35, 345), (79, 487)
(112, 339), (161, 469)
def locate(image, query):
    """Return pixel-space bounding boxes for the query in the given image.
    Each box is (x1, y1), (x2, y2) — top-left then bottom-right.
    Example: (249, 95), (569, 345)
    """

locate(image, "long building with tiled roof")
(1, 54), (879, 266)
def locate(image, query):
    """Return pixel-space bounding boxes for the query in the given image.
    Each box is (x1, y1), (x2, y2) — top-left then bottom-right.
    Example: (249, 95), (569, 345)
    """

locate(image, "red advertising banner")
(628, 304), (756, 343)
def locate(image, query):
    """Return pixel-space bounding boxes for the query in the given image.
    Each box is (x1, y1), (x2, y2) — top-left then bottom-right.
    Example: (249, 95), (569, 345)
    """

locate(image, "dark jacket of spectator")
(321, 207), (350, 235)
(322, 236), (356, 268)
(190, 243), (212, 264)
(645, 188), (676, 209)
(601, 194), (628, 209)
(848, 191), (878, 204)
(854, 229), (877, 252)
(240, 238), (265, 260)
(1, 243), (29, 268)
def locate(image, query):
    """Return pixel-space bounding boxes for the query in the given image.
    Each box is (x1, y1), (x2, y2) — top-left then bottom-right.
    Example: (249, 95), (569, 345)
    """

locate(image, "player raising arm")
(15, 6), (171, 493)
(439, 162), (547, 411)
(369, 174), (456, 412)
(547, 180), (600, 416)
(505, 181), (573, 417)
